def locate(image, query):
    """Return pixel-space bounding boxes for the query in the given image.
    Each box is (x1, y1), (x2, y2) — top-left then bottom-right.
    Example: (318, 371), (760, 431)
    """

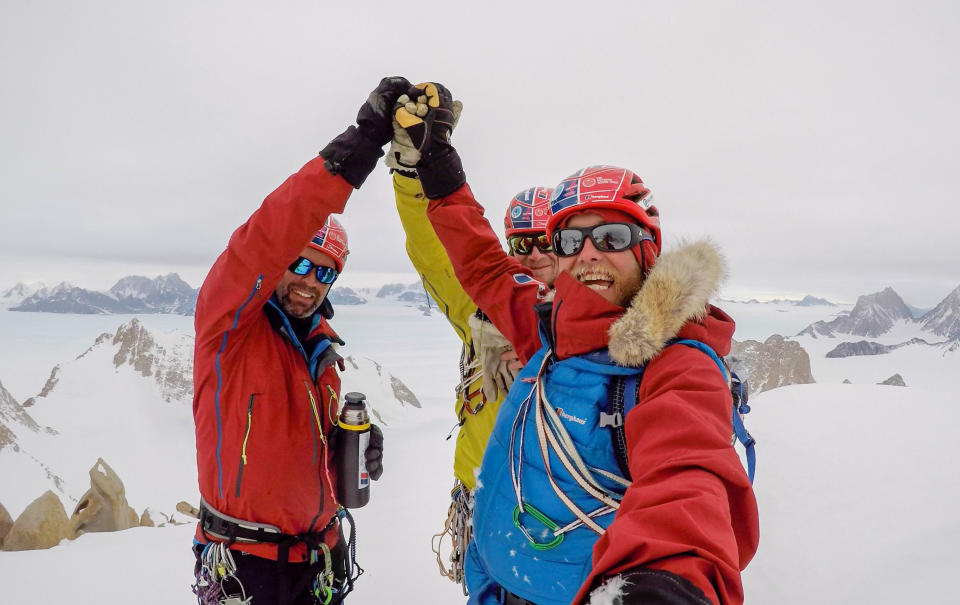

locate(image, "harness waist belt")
(199, 498), (322, 546)
(499, 586), (539, 605)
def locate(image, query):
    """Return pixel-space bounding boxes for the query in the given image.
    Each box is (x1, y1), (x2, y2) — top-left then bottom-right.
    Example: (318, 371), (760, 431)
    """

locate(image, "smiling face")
(275, 246), (336, 318)
(558, 211), (644, 307)
(512, 233), (560, 287)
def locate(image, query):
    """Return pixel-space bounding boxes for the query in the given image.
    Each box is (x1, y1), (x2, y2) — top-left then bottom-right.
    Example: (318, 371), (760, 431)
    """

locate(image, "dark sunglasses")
(288, 257), (339, 284)
(508, 233), (552, 255)
(551, 222), (653, 257)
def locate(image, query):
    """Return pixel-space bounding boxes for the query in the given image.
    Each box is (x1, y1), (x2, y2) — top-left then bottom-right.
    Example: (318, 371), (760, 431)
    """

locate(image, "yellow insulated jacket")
(393, 172), (507, 489)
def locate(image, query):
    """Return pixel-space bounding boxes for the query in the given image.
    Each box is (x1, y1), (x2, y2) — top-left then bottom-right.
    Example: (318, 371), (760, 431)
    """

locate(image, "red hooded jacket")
(193, 157), (353, 561)
(426, 183), (760, 604)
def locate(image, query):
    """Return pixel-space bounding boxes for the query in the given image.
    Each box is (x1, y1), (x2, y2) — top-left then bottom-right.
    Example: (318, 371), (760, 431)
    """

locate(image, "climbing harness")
(455, 344), (486, 417)
(431, 480), (472, 594)
(196, 501), (363, 605)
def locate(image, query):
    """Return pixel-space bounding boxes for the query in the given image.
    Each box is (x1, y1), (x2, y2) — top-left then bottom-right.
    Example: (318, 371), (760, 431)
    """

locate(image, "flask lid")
(344, 392), (366, 406)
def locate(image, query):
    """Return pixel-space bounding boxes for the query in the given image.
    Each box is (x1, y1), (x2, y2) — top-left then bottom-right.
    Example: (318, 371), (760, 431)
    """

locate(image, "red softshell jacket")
(426, 183), (760, 604)
(193, 157), (353, 561)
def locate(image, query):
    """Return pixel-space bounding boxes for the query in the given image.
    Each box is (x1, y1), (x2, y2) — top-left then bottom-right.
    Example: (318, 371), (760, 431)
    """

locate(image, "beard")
(572, 263), (644, 307)
(278, 284), (324, 318)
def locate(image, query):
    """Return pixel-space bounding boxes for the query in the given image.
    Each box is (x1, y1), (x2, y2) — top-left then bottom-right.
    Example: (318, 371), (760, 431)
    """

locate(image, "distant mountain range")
(720, 294), (838, 306)
(798, 285), (960, 341)
(4, 275), (197, 315)
(1, 277), (432, 315)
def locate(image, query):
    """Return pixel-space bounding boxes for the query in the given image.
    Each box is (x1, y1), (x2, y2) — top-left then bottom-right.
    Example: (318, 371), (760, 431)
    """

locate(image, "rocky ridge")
(728, 335), (815, 394)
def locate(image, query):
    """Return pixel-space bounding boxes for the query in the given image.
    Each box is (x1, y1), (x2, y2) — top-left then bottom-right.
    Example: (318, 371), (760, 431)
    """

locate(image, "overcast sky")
(1, 0), (957, 306)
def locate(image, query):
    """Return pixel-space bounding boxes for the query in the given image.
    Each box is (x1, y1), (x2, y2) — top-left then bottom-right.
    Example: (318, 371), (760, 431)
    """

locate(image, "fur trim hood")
(608, 239), (727, 366)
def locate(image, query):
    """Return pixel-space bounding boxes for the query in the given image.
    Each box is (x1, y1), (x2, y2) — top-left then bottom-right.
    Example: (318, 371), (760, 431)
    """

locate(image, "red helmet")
(503, 186), (554, 238)
(546, 166), (661, 255)
(307, 216), (349, 272)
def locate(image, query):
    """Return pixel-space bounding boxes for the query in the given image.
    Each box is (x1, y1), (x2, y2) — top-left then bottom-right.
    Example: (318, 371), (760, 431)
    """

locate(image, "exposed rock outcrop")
(110, 319), (193, 402)
(2, 490), (72, 551)
(879, 374), (906, 386)
(176, 501), (200, 519)
(729, 335), (815, 393)
(390, 376), (421, 408)
(1, 379), (42, 450)
(826, 337), (943, 358)
(70, 458), (139, 536)
(21, 365), (61, 407)
(0, 501), (13, 545)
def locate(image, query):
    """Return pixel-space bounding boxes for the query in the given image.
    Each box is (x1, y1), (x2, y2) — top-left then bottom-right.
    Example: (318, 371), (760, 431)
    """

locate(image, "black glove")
(320, 76), (411, 188)
(393, 82), (465, 198)
(365, 424), (383, 481)
(588, 568), (712, 605)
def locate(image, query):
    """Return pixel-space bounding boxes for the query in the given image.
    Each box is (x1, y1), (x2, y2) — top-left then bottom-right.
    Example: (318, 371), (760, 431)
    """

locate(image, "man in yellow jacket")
(387, 108), (558, 589)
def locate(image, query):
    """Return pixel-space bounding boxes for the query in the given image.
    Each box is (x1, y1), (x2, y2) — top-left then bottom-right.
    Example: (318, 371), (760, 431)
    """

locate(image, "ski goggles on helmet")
(551, 222), (653, 257)
(507, 233), (552, 255)
(288, 257), (339, 284)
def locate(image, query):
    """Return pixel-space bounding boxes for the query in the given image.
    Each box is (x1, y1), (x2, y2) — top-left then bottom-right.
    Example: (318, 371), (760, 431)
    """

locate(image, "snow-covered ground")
(0, 298), (957, 604)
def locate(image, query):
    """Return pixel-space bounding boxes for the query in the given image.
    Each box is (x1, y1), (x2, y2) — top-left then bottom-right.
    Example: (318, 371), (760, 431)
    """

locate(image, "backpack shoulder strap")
(670, 339), (756, 483)
(609, 339), (756, 484)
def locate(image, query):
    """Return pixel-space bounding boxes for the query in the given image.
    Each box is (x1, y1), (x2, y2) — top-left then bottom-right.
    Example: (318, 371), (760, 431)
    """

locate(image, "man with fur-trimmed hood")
(392, 82), (759, 604)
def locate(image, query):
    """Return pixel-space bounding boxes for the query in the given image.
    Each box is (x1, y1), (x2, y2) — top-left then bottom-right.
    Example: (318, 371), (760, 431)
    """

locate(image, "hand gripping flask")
(335, 392), (371, 508)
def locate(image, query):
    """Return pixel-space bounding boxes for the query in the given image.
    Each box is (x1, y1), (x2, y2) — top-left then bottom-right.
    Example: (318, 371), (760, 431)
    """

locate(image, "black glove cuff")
(319, 125), (384, 189)
(418, 149), (466, 199)
(600, 568), (712, 605)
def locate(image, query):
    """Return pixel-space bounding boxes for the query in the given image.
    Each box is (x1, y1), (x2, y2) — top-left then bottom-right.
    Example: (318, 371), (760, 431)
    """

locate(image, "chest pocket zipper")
(234, 394), (257, 498)
(305, 381), (326, 465)
(326, 385), (339, 425)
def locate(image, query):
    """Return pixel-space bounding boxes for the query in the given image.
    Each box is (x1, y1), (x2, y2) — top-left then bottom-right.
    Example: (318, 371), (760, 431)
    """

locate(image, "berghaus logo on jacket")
(555, 407), (587, 425)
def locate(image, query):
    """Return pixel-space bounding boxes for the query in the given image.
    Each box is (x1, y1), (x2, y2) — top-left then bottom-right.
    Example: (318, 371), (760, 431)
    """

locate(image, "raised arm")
(195, 158), (352, 350)
(393, 171), (477, 344)
(393, 82), (545, 361)
(195, 76), (412, 352)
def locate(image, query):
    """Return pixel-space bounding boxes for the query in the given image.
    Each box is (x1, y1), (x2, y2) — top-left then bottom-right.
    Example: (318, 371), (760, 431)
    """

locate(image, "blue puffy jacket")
(466, 342), (644, 605)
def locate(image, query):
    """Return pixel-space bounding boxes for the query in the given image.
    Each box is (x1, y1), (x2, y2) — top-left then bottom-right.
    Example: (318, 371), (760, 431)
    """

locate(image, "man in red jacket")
(191, 77), (409, 605)
(392, 82), (759, 604)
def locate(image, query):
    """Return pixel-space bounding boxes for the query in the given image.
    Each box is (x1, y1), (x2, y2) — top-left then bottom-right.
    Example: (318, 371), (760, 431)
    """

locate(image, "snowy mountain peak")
(799, 286), (913, 338)
(797, 295), (836, 307)
(920, 283), (960, 340)
(0, 282), (47, 306)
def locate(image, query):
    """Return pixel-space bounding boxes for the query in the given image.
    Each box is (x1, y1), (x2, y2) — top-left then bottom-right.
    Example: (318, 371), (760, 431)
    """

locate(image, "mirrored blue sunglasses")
(288, 257), (339, 284)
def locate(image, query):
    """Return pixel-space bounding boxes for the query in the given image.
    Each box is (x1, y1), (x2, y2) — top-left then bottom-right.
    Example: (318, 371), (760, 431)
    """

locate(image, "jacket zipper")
(234, 393), (256, 498)
(305, 381), (325, 464)
(214, 274), (262, 499)
(326, 385), (339, 425)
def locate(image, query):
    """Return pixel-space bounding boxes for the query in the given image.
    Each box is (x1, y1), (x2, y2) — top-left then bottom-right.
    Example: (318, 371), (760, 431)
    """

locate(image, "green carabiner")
(512, 503), (564, 550)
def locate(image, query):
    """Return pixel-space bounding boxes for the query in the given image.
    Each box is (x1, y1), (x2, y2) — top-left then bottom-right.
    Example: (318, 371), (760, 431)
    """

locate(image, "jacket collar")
(609, 239), (728, 365)
(547, 239), (729, 364)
